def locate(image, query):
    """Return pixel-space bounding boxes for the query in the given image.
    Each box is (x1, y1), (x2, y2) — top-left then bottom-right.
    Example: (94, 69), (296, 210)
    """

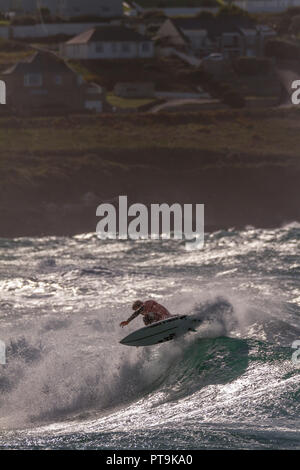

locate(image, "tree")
(290, 15), (300, 35)
(200, 0), (218, 6)
(222, 90), (245, 108)
(39, 7), (50, 17)
(217, 4), (250, 18)
(265, 38), (300, 60)
(196, 11), (215, 20)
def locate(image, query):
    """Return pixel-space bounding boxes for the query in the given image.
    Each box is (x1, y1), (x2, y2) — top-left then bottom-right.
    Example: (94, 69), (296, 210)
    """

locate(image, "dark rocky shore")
(1, 148), (299, 238)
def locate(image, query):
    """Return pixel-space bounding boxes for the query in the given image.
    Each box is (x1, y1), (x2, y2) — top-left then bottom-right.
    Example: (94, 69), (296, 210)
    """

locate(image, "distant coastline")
(1, 110), (300, 238)
(1, 149), (299, 238)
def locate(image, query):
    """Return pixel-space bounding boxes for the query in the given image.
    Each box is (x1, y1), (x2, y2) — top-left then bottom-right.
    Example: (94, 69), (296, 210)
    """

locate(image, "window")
(126, 87), (138, 93)
(87, 86), (102, 94)
(111, 43), (118, 54)
(85, 101), (102, 113)
(122, 43), (130, 53)
(142, 42), (150, 52)
(55, 75), (62, 85)
(24, 73), (42, 87)
(73, 45), (80, 57)
(233, 36), (239, 47)
(96, 43), (104, 53)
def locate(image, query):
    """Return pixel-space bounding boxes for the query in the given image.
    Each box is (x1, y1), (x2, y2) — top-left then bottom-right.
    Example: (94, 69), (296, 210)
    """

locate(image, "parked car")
(205, 53), (224, 61)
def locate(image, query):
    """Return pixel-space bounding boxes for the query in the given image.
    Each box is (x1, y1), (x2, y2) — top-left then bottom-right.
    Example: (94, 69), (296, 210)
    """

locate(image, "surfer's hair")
(132, 300), (143, 310)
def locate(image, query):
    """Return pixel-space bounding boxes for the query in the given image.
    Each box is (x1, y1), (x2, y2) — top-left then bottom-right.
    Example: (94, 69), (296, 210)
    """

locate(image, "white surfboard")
(120, 315), (201, 347)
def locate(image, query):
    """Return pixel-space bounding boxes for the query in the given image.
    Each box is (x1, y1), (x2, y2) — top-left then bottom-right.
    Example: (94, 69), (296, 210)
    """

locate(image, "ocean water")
(0, 224), (300, 450)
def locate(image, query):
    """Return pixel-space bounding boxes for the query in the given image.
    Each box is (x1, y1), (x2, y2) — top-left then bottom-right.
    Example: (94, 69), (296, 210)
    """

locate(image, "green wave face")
(147, 336), (295, 401)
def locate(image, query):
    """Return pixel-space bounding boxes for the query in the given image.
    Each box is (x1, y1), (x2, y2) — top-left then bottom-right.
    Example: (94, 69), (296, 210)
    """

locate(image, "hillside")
(135, 1), (220, 7)
(1, 108), (300, 237)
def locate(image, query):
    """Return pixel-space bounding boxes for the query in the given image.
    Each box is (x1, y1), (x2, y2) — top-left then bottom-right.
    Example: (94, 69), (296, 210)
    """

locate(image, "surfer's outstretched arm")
(120, 306), (144, 327)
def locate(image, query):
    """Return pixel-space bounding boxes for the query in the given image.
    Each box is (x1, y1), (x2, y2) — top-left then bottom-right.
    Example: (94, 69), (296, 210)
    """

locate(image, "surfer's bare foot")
(120, 321), (129, 327)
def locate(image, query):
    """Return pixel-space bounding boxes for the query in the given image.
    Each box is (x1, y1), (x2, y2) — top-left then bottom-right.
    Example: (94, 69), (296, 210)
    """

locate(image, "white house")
(60, 26), (155, 60)
(156, 17), (275, 58)
(0, 0), (123, 18)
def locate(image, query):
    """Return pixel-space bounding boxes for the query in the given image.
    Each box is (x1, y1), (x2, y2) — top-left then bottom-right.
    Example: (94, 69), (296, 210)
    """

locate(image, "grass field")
(106, 93), (156, 109)
(0, 38), (34, 69)
(0, 110), (299, 156)
(0, 50), (34, 67)
(69, 57), (199, 92)
(137, 0), (221, 7)
(0, 108), (300, 189)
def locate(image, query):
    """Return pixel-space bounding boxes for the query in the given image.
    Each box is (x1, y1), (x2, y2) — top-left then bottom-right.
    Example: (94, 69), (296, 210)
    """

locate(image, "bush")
(215, 81), (231, 94)
(286, 6), (300, 16)
(141, 10), (166, 20)
(41, 15), (65, 24)
(274, 7), (300, 34)
(191, 65), (245, 108)
(290, 15), (300, 34)
(39, 7), (50, 17)
(233, 57), (270, 75)
(147, 25), (160, 34)
(196, 11), (215, 19)
(265, 38), (300, 60)
(11, 12), (64, 25)
(0, 38), (29, 51)
(68, 15), (118, 23)
(83, 73), (102, 84)
(200, 0), (218, 6)
(277, 14), (292, 35)
(11, 15), (37, 25)
(222, 90), (246, 108)
(217, 4), (250, 18)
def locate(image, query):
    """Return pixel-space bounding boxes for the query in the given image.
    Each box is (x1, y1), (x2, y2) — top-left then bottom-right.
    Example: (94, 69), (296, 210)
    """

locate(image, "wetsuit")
(127, 300), (172, 326)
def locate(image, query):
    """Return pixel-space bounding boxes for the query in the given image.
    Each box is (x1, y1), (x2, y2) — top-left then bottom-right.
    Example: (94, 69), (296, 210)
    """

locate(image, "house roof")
(66, 26), (151, 45)
(172, 16), (257, 40)
(2, 50), (75, 75)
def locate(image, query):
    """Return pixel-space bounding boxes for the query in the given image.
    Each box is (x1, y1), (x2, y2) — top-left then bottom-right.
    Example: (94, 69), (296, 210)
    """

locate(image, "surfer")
(120, 300), (172, 327)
